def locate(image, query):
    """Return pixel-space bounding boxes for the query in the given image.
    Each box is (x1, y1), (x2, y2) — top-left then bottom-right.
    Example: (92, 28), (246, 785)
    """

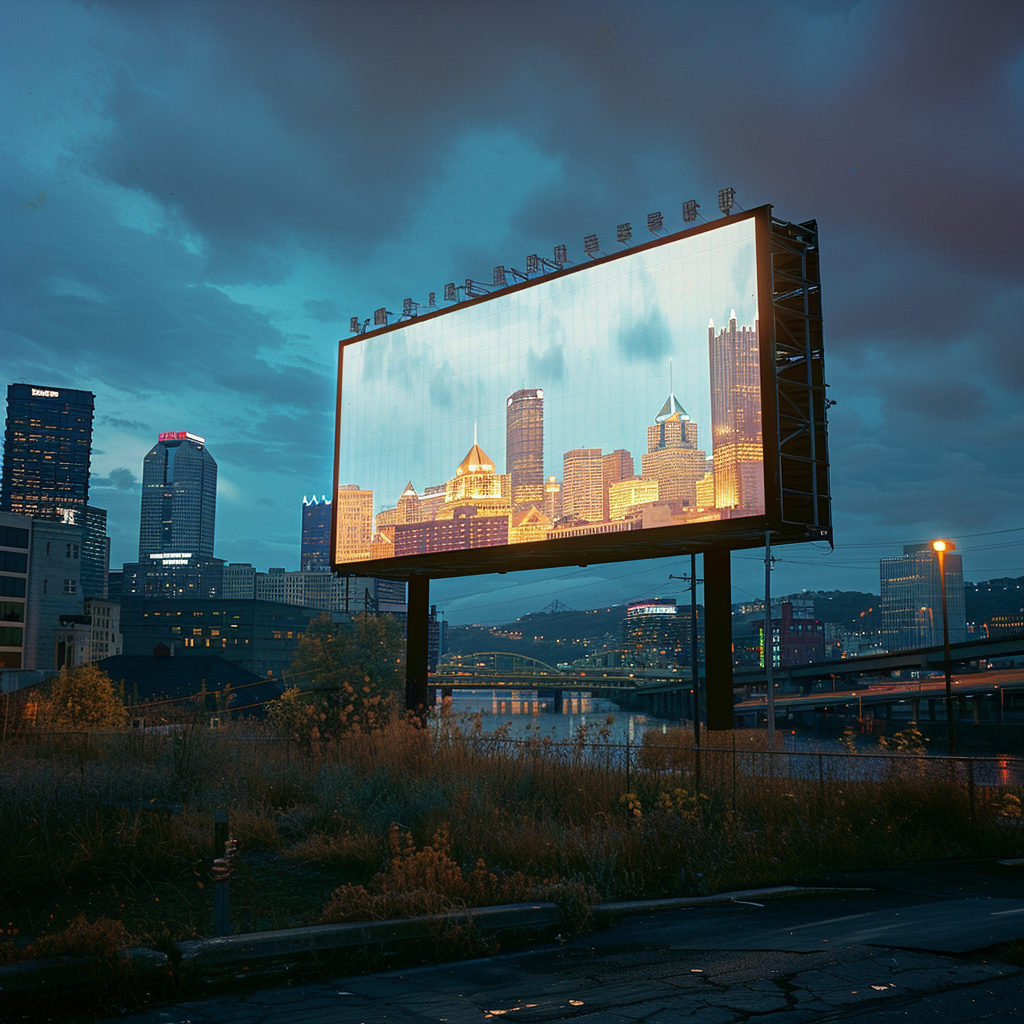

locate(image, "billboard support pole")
(691, 553), (700, 747)
(406, 576), (430, 721)
(764, 531), (776, 749)
(703, 547), (733, 732)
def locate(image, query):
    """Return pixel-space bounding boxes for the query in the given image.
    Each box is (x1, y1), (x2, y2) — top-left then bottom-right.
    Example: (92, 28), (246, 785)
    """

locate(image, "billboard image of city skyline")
(335, 213), (765, 569)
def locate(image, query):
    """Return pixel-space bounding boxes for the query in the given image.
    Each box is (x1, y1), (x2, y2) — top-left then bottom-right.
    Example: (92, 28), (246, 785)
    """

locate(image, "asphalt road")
(29, 860), (1024, 1023)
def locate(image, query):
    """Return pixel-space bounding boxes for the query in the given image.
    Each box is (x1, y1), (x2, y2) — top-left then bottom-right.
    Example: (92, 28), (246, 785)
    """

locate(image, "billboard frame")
(332, 205), (830, 581)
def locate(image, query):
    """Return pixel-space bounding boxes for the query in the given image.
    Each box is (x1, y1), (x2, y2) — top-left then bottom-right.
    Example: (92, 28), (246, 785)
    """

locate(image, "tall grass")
(1, 717), (1021, 957)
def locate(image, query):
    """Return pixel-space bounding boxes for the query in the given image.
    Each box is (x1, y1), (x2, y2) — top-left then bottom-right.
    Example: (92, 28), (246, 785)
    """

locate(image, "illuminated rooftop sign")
(627, 603), (679, 617)
(30, 388), (60, 398)
(158, 431), (206, 444)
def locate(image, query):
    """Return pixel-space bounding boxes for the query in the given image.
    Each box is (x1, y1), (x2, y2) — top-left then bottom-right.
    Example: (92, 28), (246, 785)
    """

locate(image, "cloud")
(100, 415), (149, 431)
(617, 304), (671, 366)
(91, 467), (138, 491)
(527, 343), (566, 383)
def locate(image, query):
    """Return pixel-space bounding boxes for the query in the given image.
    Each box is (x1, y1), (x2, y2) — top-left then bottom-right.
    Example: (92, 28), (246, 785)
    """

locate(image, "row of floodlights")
(350, 189), (739, 333)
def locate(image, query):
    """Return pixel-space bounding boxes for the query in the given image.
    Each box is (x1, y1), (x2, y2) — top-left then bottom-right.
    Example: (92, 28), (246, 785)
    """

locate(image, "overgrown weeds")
(1, 717), (1021, 964)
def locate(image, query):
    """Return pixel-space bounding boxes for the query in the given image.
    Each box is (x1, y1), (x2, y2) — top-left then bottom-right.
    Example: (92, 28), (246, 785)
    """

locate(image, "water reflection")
(436, 688), (676, 743)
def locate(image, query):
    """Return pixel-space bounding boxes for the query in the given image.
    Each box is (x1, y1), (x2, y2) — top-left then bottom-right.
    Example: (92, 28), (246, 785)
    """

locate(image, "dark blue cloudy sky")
(2, 0), (1022, 624)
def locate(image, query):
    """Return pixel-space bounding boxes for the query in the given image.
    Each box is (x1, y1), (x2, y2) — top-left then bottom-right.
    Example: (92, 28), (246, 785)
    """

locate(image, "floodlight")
(682, 199), (700, 222)
(493, 265), (507, 287)
(647, 211), (664, 234)
(718, 187), (735, 215)
(526, 254), (540, 274)
(464, 278), (494, 297)
(373, 307), (388, 326)
(443, 282), (457, 302)
(617, 222), (632, 245)
(428, 291), (436, 307)
(349, 316), (360, 334)
(402, 297), (414, 316)
(553, 244), (568, 265)
(583, 234), (600, 257)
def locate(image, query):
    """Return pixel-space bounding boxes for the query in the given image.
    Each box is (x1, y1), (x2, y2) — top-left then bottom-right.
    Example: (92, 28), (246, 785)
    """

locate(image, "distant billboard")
(334, 205), (830, 578)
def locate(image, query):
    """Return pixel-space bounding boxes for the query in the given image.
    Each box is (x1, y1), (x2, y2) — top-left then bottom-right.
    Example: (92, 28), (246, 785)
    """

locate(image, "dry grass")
(0, 716), (1021, 963)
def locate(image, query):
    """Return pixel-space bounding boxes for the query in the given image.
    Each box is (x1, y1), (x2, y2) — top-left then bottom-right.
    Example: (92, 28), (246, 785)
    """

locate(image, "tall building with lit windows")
(139, 432), (217, 559)
(2, 383), (95, 521)
(506, 388), (544, 509)
(334, 484), (374, 562)
(301, 495), (332, 571)
(602, 449), (634, 520)
(880, 544), (967, 651)
(640, 392), (707, 507)
(708, 313), (763, 513)
(562, 448), (604, 522)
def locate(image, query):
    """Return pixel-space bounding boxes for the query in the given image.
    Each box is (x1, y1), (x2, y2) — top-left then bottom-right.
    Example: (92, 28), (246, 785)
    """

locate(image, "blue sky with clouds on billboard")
(339, 215), (756, 510)
(2, 0), (1022, 622)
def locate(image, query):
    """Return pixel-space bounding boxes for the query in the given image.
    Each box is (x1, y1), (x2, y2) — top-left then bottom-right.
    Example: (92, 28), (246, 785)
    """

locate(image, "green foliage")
(37, 664), (129, 731)
(275, 613), (404, 738)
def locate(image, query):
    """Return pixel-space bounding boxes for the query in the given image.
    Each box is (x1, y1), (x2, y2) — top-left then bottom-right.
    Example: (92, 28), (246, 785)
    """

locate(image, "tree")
(278, 613), (404, 737)
(37, 664), (129, 730)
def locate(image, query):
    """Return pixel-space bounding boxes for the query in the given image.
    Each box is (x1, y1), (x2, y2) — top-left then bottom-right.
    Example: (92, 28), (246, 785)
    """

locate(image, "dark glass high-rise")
(138, 431), (217, 559)
(1, 383), (94, 519)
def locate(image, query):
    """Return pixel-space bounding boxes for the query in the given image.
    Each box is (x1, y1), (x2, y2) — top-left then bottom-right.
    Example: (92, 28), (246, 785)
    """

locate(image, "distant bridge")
(432, 634), (1024, 723)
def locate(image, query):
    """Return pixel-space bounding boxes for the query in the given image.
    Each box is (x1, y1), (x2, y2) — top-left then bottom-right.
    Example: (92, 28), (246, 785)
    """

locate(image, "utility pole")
(764, 531), (776, 750)
(670, 556), (703, 746)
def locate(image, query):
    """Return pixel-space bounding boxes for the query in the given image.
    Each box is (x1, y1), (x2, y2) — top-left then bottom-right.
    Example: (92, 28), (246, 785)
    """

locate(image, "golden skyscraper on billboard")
(708, 313), (763, 513)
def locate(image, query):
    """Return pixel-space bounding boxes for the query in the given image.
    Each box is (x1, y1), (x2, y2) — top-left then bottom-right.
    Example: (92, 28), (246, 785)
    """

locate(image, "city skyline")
(2, 2), (1021, 622)
(337, 216), (759, 528)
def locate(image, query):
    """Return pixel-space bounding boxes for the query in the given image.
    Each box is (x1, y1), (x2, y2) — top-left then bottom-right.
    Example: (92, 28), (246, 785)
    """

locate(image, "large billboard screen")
(334, 207), (816, 578)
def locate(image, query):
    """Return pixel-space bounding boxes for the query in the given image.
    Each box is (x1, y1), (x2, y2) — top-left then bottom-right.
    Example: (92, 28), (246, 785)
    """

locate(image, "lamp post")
(932, 539), (956, 756)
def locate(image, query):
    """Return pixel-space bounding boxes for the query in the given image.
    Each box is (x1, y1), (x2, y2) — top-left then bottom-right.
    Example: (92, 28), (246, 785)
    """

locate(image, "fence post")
(214, 808), (232, 937)
(967, 758), (976, 824)
(731, 737), (737, 811)
(818, 753), (825, 799)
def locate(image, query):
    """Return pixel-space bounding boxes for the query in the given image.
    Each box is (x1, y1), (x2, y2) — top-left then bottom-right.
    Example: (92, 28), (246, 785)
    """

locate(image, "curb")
(0, 886), (858, 1005)
(595, 884), (874, 923)
(176, 901), (563, 985)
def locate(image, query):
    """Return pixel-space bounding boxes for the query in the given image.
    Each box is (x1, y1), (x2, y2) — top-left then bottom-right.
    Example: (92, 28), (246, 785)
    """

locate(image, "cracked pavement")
(45, 862), (1024, 1022)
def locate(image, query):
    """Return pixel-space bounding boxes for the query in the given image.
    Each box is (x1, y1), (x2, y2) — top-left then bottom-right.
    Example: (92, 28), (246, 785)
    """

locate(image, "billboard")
(334, 206), (829, 578)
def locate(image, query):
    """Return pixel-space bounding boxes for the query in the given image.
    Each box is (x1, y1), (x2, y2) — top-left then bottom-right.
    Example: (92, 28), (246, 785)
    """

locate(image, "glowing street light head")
(931, 539), (956, 553)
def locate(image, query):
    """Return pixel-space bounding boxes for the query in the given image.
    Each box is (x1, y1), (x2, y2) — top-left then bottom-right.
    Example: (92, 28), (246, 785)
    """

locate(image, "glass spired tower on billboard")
(333, 208), (789, 578)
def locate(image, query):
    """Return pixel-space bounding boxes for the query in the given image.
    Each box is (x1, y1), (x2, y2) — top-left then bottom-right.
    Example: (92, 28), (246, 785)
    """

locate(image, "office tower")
(880, 544), (967, 651)
(441, 441), (510, 518)
(640, 391), (707, 507)
(138, 431), (217, 559)
(708, 312), (763, 513)
(301, 495), (332, 571)
(623, 599), (686, 668)
(562, 448), (604, 522)
(0, 513), (30, 668)
(646, 393), (698, 452)
(334, 484), (374, 562)
(506, 388), (544, 508)
(79, 505), (109, 598)
(21, 516), (85, 669)
(608, 478), (659, 520)
(542, 475), (562, 523)
(2, 384), (95, 520)
(602, 449), (634, 520)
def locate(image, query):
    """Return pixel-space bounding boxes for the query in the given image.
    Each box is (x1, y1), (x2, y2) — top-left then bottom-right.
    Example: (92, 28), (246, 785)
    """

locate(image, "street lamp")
(932, 539), (957, 756)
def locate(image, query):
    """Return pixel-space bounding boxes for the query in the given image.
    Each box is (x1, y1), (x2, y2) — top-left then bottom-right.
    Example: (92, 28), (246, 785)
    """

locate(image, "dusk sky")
(2, 0), (1022, 624)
